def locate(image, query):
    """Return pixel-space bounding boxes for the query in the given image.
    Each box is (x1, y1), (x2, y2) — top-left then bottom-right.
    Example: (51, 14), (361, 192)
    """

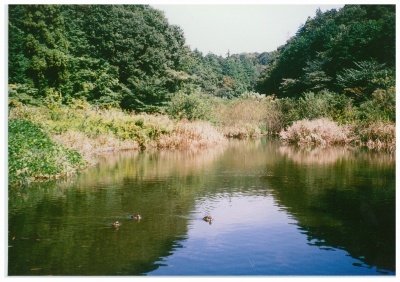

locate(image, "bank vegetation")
(8, 5), (395, 185)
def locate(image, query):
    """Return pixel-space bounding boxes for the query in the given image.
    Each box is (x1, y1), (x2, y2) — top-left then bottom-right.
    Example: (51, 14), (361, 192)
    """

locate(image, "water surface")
(8, 139), (395, 275)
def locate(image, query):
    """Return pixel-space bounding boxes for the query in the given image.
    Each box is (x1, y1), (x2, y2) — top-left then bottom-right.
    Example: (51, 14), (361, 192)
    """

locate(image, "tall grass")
(353, 122), (396, 152)
(8, 102), (228, 184)
(9, 103), (175, 150)
(211, 94), (283, 137)
(157, 120), (226, 149)
(279, 118), (353, 146)
(280, 118), (395, 153)
(52, 131), (139, 164)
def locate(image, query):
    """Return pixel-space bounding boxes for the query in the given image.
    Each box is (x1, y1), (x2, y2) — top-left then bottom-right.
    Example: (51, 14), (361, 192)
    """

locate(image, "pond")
(8, 139), (395, 276)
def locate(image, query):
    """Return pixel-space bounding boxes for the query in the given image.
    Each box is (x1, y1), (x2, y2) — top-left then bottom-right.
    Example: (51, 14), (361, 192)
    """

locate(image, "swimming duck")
(203, 215), (212, 223)
(112, 221), (120, 227)
(130, 215), (142, 220)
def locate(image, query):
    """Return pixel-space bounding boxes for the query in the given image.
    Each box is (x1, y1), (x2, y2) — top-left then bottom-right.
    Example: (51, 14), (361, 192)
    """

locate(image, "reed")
(157, 120), (226, 149)
(53, 131), (140, 164)
(212, 96), (283, 137)
(279, 118), (353, 146)
(354, 122), (396, 152)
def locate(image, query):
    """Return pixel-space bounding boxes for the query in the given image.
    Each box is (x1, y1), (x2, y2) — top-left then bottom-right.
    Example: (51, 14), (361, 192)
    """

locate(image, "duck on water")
(203, 215), (212, 224)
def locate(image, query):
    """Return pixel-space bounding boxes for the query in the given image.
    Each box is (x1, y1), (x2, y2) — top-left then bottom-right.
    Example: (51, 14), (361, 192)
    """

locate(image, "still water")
(8, 139), (395, 275)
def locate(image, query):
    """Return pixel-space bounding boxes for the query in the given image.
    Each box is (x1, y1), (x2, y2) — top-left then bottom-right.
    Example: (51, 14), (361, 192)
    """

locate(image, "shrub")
(53, 131), (139, 163)
(157, 121), (226, 149)
(357, 87), (396, 122)
(166, 90), (213, 121)
(9, 105), (175, 149)
(8, 83), (41, 107)
(274, 97), (300, 127)
(296, 91), (356, 123)
(208, 94), (289, 136)
(8, 119), (86, 185)
(353, 122), (395, 152)
(279, 118), (353, 146)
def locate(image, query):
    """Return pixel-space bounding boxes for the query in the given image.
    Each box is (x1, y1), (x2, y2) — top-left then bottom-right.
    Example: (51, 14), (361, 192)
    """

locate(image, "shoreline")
(8, 104), (395, 186)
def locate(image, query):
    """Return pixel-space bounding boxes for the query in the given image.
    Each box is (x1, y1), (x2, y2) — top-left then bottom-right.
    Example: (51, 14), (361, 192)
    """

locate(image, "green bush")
(337, 60), (395, 102)
(8, 119), (86, 185)
(357, 87), (395, 122)
(296, 91), (355, 122)
(8, 84), (41, 107)
(166, 90), (213, 121)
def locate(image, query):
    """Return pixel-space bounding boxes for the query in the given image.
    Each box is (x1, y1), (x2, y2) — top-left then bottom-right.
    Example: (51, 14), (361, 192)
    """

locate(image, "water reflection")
(279, 145), (395, 165)
(274, 144), (396, 273)
(8, 139), (395, 275)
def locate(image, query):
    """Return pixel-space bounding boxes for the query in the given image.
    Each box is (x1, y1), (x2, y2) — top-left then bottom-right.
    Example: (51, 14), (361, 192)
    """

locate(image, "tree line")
(255, 5), (395, 103)
(8, 4), (271, 111)
(9, 4), (395, 114)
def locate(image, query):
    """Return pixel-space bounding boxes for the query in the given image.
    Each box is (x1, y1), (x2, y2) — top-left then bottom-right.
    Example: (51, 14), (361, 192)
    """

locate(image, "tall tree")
(256, 5), (395, 98)
(9, 5), (69, 96)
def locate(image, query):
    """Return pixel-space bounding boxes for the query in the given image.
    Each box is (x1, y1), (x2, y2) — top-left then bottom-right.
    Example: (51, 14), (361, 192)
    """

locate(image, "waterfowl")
(203, 215), (212, 223)
(130, 215), (142, 220)
(112, 221), (120, 227)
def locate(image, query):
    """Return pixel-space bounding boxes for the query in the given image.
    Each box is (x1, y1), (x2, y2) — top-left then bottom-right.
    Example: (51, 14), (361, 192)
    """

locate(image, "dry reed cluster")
(356, 122), (396, 152)
(158, 121), (226, 149)
(214, 99), (270, 137)
(53, 131), (140, 164)
(279, 118), (353, 146)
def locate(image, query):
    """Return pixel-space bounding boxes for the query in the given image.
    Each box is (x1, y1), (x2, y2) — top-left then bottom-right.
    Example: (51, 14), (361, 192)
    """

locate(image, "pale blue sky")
(152, 4), (344, 56)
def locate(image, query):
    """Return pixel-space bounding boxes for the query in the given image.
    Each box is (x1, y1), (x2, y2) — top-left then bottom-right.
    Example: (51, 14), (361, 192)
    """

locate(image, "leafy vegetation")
(8, 119), (86, 185)
(256, 5), (395, 100)
(8, 4), (396, 184)
(8, 102), (228, 184)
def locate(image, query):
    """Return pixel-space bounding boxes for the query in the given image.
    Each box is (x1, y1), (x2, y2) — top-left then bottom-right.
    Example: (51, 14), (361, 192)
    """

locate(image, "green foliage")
(256, 5), (395, 98)
(166, 90), (213, 121)
(357, 87), (396, 122)
(9, 104), (175, 151)
(336, 60), (395, 102)
(296, 91), (355, 123)
(8, 84), (41, 107)
(8, 5), (193, 111)
(187, 51), (270, 98)
(61, 5), (192, 110)
(8, 119), (86, 185)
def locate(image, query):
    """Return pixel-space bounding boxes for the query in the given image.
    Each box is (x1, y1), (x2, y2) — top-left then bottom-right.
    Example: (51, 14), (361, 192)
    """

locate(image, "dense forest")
(9, 5), (395, 110)
(255, 5), (395, 101)
(8, 4), (272, 110)
(8, 4), (396, 184)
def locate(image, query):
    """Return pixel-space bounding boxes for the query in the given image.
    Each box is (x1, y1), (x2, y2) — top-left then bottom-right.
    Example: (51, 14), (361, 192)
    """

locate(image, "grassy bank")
(167, 90), (395, 152)
(8, 88), (395, 185)
(279, 118), (396, 152)
(8, 102), (226, 185)
(8, 119), (86, 185)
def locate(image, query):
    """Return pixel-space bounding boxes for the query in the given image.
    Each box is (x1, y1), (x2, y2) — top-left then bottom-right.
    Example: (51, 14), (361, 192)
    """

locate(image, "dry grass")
(213, 98), (283, 137)
(157, 120), (226, 149)
(220, 123), (262, 138)
(280, 118), (353, 146)
(53, 131), (139, 164)
(355, 122), (396, 152)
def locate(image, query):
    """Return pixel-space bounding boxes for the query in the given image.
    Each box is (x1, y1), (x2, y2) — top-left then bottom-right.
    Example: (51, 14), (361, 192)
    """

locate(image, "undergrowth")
(8, 119), (86, 185)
